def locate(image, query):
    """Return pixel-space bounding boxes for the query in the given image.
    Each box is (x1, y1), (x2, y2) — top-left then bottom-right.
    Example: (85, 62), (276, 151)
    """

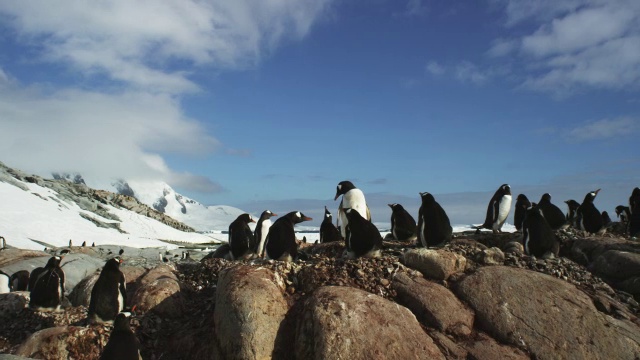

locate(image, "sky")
(0, 0), (639, 226)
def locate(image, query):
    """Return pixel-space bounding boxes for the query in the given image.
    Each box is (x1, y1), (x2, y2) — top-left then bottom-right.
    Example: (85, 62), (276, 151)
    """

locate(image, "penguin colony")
(0, 181), (637, 358)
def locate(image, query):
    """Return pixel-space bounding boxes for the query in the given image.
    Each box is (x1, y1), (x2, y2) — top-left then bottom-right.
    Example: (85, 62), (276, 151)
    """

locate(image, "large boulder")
(569, 237), (640, 265)
(0, 291), (30, 318)
(295, 286), (444, 360)
(214, 265), (289, 360)
(592, 250), (640, 280)
(15, 326), (108, 360)
(68, 272), (99, 307)
(455, 266), (640, 359)
(463, 332), (529, 360)
(392, 273), (474, 336)
(402, 249), (467, 280)
(0, 249), (48, 268)
(131, 265), (182, 316)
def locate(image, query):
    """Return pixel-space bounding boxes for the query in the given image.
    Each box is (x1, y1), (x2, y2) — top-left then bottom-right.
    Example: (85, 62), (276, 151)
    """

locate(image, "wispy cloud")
(567, 117), (639, 142)
(397, 0), (429, 17)
(425, 61), (445, 76)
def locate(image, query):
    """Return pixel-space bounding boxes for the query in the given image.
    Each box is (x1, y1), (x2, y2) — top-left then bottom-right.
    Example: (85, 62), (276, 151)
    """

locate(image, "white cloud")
(486, 38), (518, 57)
(455, 61), (490, 84)
(425, 61), (445, 76)
(402, 0), (429, 17)
(567, 117), (638, 142)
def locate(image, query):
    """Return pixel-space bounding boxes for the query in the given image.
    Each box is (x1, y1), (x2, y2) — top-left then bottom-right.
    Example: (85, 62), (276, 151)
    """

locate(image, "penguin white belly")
(419, 216), (426, 247)
(257, 220), (272, 257)
(0, 274), (10, 293)
(340, 189), (368, 238)
(117, 290), (124, 313)
(494, 195), (512, 230)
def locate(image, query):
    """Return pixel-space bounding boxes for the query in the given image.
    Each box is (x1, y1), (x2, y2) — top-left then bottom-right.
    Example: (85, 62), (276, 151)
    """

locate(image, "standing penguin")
(538, 193), (567, 230)
(629, 187), (640, 237)
(615, 205), (631, 224)
(601, 211), (612, 227)
(320, 206), (342, 243)
(565, 200), (581, 228)
(228, 214), (256, 260)
(334, 181), (370, 240)
(343, 208), (383, 258)
(514, 194), (531, 232)
(477, 184), (512, 233)
(523, 206), (559, 258)
(417, 192), (452, 248)
(388, 203), (417, 241)
(265, 211), (312, 261)
(10, 270), (30, 291)
(577, 189), (603, 234)
(29, 256), (65, 310)
(0, 270), (10, 293)
(89, 257), (127, 323)
(253, 210), (277, 257)
(100, 311), (142, 360)
(0, 236), (6, 249)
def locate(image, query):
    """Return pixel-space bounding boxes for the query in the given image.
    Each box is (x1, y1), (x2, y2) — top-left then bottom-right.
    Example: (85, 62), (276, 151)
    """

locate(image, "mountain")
(0, 161), (226, 250)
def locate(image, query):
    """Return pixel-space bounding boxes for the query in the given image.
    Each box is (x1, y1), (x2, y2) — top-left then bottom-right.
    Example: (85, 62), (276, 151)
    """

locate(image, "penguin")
(522, 206), (559, 258)
(601, 211), (612, 227)
(92, 242), (96, 247)
(10, 270), (30, 291)
(477, 184), (512, 233)
(82, 241), (86, 247)
(537, 193), (568, 230)
(417, 192), (452, 248)
(514, 194), (531, 232)
(29, 256), (65, 310)
(629, 187), (640, 237)
(100, 311), (142, 360)
(565, 199), (581, 228)
(1, 236), (6, 249)
(320, 206), (342, 243)
(228, 213), (256, 260)
(577, 189), (603, 234)
(69, 239), (72, 247)
(343, 208), (382, 258)
(88, 257), (127, 323)
(253, 210), (277, 257)
(388, 203), (417, 241)
(0, 270), (10, 293)
(119, 249), (124, 256)
(615, 205), (631, 224)
(334, 181), (371, 240)
(265, 211), (312, 261)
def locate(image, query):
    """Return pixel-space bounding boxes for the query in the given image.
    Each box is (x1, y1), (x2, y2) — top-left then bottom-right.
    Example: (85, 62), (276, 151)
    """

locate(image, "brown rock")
(403, 249), (466, 280)
(619, 276), (640, 296)
(296, 286), (444, 360)
(15, 326), (107, 359)
(68, 272), (100, 307)
(476, 247), (505, 265)
(0, 291), (30, 318)
(131, 265), (182, 316)
(428, 331), (468, 360)
(0, 249), (48, 268)
(464, 332), (529, 360)
(393, 273), (474, 336)
(455, 266), (640, 359)
(569, 237), (640, 265)
(214, 265), (289, 360)
(592, 250), (640, 280)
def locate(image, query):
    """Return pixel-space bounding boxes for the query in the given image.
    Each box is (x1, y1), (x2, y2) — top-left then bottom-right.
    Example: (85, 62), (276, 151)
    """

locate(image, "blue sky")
(0, 0), (639, 225)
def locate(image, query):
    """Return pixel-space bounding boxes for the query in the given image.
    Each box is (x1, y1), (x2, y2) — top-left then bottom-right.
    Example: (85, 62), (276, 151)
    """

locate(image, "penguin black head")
(324, 206), (332, 219)
(260, 210), (277, 220)
(516, 194), (531, 207)
(236, 213), (256, 224)
(540, 193), (552, 203)
(499, 184), (511, 196)
(285, 211), (312, 224)
(113, 311), (135, 332)
(565, 199), (580, 209)
(419, 192), (436, 203)
(343, 208), (364, 221)
(119, 249), (124, 255)
(45, 256), (63, 268)
(615, 205), (628, 217)
(582, 189), (600, 203)
(334, 181), (356, 200)
(388, 203), (406, 212)
(104, 257), (123, 271)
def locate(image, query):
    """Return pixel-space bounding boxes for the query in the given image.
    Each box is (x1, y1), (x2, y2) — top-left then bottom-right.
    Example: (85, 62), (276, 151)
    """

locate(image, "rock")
(392, 273), (474, 336)
(131, 265), (182, 316)
(121, 265), (150, 301)
(0, 249), (48, 268)
(503, 241), (524, 255)
(402, 249), (467, 280)
(214, 265), (288, 360)
(455, 266), (640, 359)
(464, 332), (529, 360)
(0, 291), (30, 318)
(569, 237), (640, 265)
(15, 326), (107, 360)
(295, 286), (444, 360)
(0, 355), (37, 360)
(592, 250), (640, 280)
(476, 247), (505, 265)
(428, 331), (468, 359)
(68, 272), (99, 307)
(619, 277), (640, 296)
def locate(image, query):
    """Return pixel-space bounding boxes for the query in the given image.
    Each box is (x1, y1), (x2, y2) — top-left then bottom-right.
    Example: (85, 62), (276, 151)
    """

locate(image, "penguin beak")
(302, 216), (313, 221)
(334, 193), (339, 201)
(272, 213), (278, 217)
(387, 204), (393, 208)
(594, 189), (601, 195)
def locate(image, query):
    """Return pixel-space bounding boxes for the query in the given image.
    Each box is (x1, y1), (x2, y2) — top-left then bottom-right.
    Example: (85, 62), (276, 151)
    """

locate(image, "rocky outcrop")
(15, 326), (107, 360)
(214, 265), (289, 360)
(402, 248), (467, 280)
(592, 250), (640, 280)
(296, 286), (444, 360)
(0, 292), (29, 318)
(131, 265), (182, 316)
(0, 249), (48, 268)
(455, 266), (640, 359)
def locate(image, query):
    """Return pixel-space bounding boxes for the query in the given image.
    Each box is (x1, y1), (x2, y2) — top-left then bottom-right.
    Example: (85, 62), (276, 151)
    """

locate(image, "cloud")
(486, 38), (518, 57)
(455, 61), (490, 84)
(566, 117), (639, 142)
(225, 148), (253, 157)
(0, 0), (333, 93)
(425, 61), (445, 76)
(398, 0), (429, 17)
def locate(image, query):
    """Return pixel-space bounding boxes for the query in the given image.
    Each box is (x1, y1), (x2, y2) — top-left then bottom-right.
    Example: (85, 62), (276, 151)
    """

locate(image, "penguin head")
(334, 181), (356, 200)
(540, 193), (552, 203)
(113, 311), (135, 332)
(104, 257), (123, 270)
(236, 213), (256, 224)
(565, 199), (580, 210)
(419, 192), (436, 204)
(582, 189), (600, 204)
(343, 208), (364, 221)
(293, 211), (312, 224)
(324, 206), (332, 219)
(516, 194), (531, 208)
(615, 205), (626, 216)
(388, 203), (403, 212)
(46, 256), (63, 268)
(261, 210), (278, 220)
(499, 184), (511, 195)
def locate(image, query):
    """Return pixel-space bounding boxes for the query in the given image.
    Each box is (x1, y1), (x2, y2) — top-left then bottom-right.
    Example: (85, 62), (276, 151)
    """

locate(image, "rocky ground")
(1, 225), (640, 359)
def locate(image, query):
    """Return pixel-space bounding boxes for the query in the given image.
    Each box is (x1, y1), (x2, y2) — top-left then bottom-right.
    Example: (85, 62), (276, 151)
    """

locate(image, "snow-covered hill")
(0, 162), (226, 250)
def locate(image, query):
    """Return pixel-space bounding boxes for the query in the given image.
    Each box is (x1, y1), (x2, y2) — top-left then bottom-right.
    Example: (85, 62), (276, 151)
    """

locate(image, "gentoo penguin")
(89, 257), (127, 323)
(522, 206), (559, 258)
(388, 203), (417, 241)
(0, 236), (6, 249)
(514, 194), (531, 232)
(477, 184), (512, 233)
(228, 214), (256, 260)
(320, 206), (342, 243)
(0, 270), (10, 293)
(119, 249), (124, 256)
(29, 256), (65, 310)
(601, 211), (612, 227)
(100, 311), (142, 360)
(334, 181), (370, 240)
(577, 189), (603, 234)
(629, 187), (640, 237)
(10, 270), (30, 291)
(417, 192), (452, 248)
(253, 210), (277, 257)
(69, 239), (72, 247)
(92, 242), (96, 247)
(82, 241), (86, 247)
(537, 193), (567, 230)
(565, 199), (581, 228)
(265, 211), (312, 261)
(615, 205), (631, 224)
(343, 208), (382, 258)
